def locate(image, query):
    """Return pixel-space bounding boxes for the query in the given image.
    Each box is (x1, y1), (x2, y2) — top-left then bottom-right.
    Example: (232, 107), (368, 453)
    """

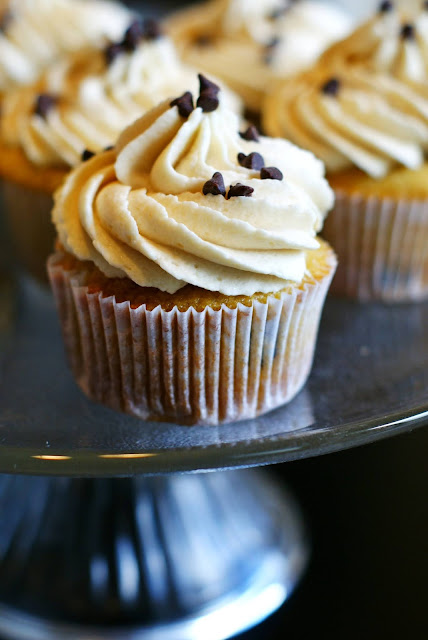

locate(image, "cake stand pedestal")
(0, 277), (427, 639)
(0, 472), (306, 640)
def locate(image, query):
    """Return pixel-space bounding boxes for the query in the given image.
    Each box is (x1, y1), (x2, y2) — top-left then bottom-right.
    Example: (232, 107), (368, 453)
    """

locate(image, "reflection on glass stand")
(0, 472), (307, 640)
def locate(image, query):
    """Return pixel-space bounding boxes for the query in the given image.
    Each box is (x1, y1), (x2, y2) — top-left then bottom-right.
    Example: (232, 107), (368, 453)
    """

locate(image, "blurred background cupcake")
(0, 15), (241, 282)
(0, 0), (131, 280)
(0, 0), (131, 97)
(166, 0), (353, 114)
(264, 1), (428, 302)
(47, 77), (336, 424)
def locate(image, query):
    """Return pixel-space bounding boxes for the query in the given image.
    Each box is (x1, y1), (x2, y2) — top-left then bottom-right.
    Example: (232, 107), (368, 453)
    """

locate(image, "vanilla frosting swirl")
(264, 6), (428, 178)
(0, 0), (130, 92)
(167, 0), (352, 111)
(53, 94), (334, 295)
(1, 35), (241, 168)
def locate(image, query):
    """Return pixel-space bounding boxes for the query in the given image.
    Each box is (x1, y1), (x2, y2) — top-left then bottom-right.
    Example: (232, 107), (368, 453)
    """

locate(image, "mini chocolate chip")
(239, 125), (260, 142)
(142, 18), (162, 40)
(104, 145), (114, 151)
(401, 23), (415, 40)
(238, 152), (265, 171)
(263, 36), (281, 64)
(266, 36), (281, 50)
(81, 149), (95, 161)
(170, 91), (194, 118)
(378, 0), (393, 12)
(243, 107), (262, 130)
(198, 74), (220, 95)
(196, 75), (220, 112)
(261, 167), (283, 181)
(105, 42), (124, 65)
(321, 77), (341, 97)
(269, 7), (289, 21)
(264, 51), (275, 65)
(194, 34), (213, 47)
(203, 172), (226, 197)
(227, 183), (254, 199)
(0, 10), (12, 33)
(197, 89), (219, 112)
(123, 20), (143, 51)
(34, 94), (57, 119)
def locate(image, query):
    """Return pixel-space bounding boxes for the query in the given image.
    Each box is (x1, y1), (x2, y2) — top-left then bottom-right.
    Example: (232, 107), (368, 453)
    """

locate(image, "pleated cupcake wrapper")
(2, 179), (55, 283)
(323, 190), (428, 303)
(48, 254), (335, 426)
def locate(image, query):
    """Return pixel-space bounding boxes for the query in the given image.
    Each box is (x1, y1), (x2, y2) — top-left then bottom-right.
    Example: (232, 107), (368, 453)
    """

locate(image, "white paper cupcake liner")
(323, 190), (428, 302)
(48, 251), (336, 426)
(2, 179), (55, 283)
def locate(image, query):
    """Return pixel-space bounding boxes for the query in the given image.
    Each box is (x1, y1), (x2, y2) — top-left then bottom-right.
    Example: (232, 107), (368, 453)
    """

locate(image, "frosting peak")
(322, 6), (428, 78)
(53, 85), (334, 295)
(264, 5), (428, 178)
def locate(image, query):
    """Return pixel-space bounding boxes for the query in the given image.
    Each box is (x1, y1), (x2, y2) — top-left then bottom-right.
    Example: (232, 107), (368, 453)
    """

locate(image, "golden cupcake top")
(1, 19), (241, 169)
(263, 1), (428, 178)
(53, 77), (334, 296)
(0, 0), (130, 92)
(167, 0), (352, 111)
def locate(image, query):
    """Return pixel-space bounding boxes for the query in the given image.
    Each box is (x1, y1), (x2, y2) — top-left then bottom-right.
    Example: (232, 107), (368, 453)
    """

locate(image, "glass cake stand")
(0, 275), (427, 640)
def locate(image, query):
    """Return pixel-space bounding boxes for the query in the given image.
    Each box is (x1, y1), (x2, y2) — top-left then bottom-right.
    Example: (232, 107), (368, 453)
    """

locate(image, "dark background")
(238, 427), (428, 640)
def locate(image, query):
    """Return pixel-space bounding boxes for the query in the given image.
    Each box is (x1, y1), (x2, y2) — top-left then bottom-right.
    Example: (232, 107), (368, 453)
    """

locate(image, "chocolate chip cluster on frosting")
(170, 76), (284, 200)
(203, 143), (284, 199)
(1, 27), (241, 169)
(52, 75), (334, 295)
(105, 18), (162, 65)
(171, 74), (221, 116)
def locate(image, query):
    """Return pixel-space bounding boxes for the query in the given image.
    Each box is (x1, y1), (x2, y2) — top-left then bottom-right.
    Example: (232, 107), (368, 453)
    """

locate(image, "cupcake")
(0, 19), (241, 281)
(47, 77), (337, 426)
(166, 0), (352, 113)
(264, 2), (428, 302)
(0, 0), (130, 95)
